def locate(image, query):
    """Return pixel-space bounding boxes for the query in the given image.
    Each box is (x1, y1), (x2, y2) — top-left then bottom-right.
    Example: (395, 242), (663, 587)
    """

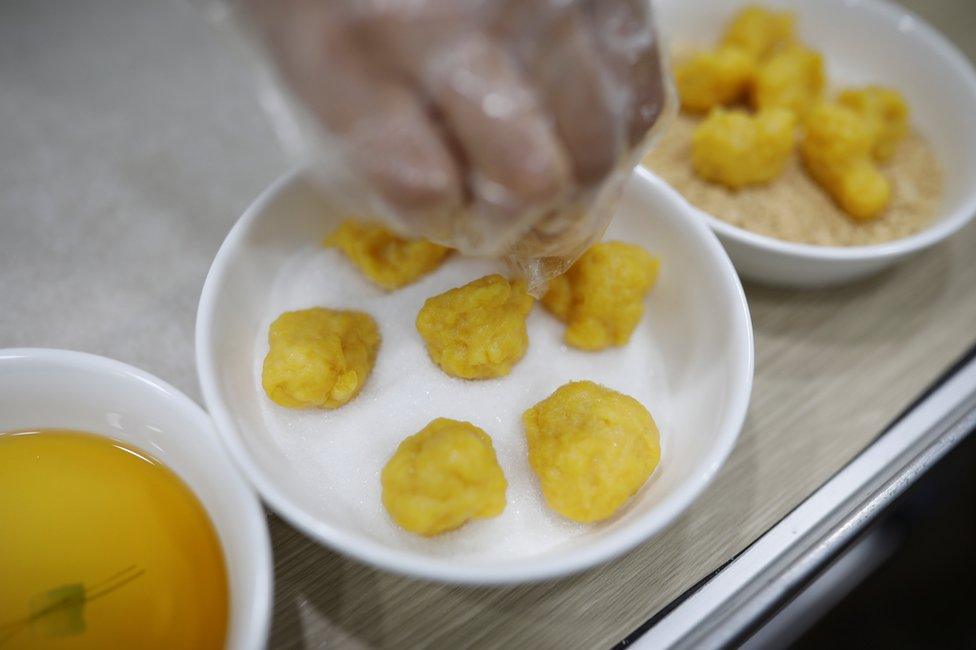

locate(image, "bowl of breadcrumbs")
(646, 0), (976, 287)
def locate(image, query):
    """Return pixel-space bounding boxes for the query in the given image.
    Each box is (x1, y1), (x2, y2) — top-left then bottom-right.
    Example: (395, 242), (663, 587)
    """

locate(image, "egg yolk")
(721, 5), (795, 60)
(692, 107), (796, 189)
(837, 86), (909, 162)
(325, 220), (450, 290)
(0, 430), (228, 650)
(751, 45), (825, 117)
(523, 381), (660, 523)
(801, 102), (891, 220)
(416, 274), (533, 379)
(674, 46), (755, 113)
(542, 242), (659, 351)
(262, 307), (380, 408)
(381, 418), (507, 536)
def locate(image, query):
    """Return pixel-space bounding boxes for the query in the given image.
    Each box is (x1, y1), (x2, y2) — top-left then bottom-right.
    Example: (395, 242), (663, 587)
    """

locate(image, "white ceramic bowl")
(0, 348), (273, 650)
(653, 0), (976, 287)
(196, 167), (753, 584)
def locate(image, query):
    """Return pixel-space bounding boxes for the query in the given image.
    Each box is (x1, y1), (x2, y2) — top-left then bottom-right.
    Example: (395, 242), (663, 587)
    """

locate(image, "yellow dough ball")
(381, 418), (507, 536)
(692, 107), (796, 189)
(325, 219), (451, 290)
(261, 308), (380, 409)
(722, 5), (795, 60)
(674, 46), (756, 113)
(837, 86), (909, 162)
(542, 242), (659, 351)
(751, 45), (825, 117)
(801, 102), (891, 220)
(523, 381), (661, 523)
(416, 274), (533, 379)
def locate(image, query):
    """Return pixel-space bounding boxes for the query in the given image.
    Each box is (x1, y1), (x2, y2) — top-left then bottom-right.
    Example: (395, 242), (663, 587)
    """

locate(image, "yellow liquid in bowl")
(0, 430), (228, 649)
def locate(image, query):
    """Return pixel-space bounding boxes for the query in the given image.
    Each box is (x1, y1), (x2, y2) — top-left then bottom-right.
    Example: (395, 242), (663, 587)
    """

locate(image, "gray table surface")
(4, 1), (976, 648)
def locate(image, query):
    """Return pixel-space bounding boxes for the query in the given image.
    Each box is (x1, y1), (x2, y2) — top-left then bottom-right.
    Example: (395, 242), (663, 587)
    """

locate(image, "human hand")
(239, 0), (667, 261)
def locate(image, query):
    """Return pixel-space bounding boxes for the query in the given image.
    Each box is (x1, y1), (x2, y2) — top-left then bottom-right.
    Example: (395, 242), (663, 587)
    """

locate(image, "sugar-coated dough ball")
(751, 45), (824, 117)
(523, 381), (660, 523)
(542, 242), (659, 351)
(674, 46), (755, 113)
(325, 219), (451, 290)
(837, 86), (909, 162)
(722, 5), (795, 60)
(801, 103), (891, 220)
(692, 107), (796, 189)
(262, 308), (380, 409)
(382, 418), (507, 536)
(416, 274), (533, 379)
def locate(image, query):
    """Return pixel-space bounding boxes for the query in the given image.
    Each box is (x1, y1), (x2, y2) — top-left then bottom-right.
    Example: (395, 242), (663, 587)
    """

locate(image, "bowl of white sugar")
(195, 167), (753, 584)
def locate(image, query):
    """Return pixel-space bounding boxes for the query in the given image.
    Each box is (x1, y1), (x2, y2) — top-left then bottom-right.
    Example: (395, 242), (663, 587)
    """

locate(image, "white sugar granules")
(253, 246), (670, 560)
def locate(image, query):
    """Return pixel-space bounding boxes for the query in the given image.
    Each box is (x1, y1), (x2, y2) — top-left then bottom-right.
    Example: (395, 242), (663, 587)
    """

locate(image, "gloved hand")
(237, 0), (669, 289)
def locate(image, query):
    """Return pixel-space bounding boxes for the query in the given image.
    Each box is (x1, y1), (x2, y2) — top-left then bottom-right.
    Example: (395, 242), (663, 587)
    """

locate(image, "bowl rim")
(196, 167), (754, 585)
(0, 347), (274, 650)
(654, 0), (976, 262)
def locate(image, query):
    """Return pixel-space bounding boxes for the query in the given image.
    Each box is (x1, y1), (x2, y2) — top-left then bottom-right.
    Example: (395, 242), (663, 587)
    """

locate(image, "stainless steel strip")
(675, 386), (976, 649)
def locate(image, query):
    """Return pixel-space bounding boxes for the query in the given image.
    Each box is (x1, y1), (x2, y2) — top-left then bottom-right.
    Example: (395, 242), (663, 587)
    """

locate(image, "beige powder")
(644, 112), (943, 246)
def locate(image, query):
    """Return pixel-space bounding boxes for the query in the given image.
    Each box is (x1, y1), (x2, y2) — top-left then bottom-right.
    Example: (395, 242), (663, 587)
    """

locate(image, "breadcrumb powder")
(644, 112), (943, 246)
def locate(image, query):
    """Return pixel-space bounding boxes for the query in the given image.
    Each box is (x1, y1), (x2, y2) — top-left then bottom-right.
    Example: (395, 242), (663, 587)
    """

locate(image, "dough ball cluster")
(261, 219), (664, 536)
(671, 5), (911, 221)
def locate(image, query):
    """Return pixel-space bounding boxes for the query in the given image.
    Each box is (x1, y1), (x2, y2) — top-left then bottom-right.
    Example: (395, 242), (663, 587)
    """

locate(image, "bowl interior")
(655, 0), (976, 249)
(198, 169), (753, 583)
(0, 350), (270, 649)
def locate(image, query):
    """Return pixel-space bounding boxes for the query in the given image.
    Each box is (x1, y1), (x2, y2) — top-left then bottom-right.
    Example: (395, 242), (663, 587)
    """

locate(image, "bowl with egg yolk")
(197, 167), (753, 584)
(0, 348), (272, 649)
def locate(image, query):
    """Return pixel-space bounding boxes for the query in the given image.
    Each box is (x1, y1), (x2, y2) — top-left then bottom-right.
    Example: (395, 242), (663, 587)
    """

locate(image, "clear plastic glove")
(232, 0), (670, 291)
